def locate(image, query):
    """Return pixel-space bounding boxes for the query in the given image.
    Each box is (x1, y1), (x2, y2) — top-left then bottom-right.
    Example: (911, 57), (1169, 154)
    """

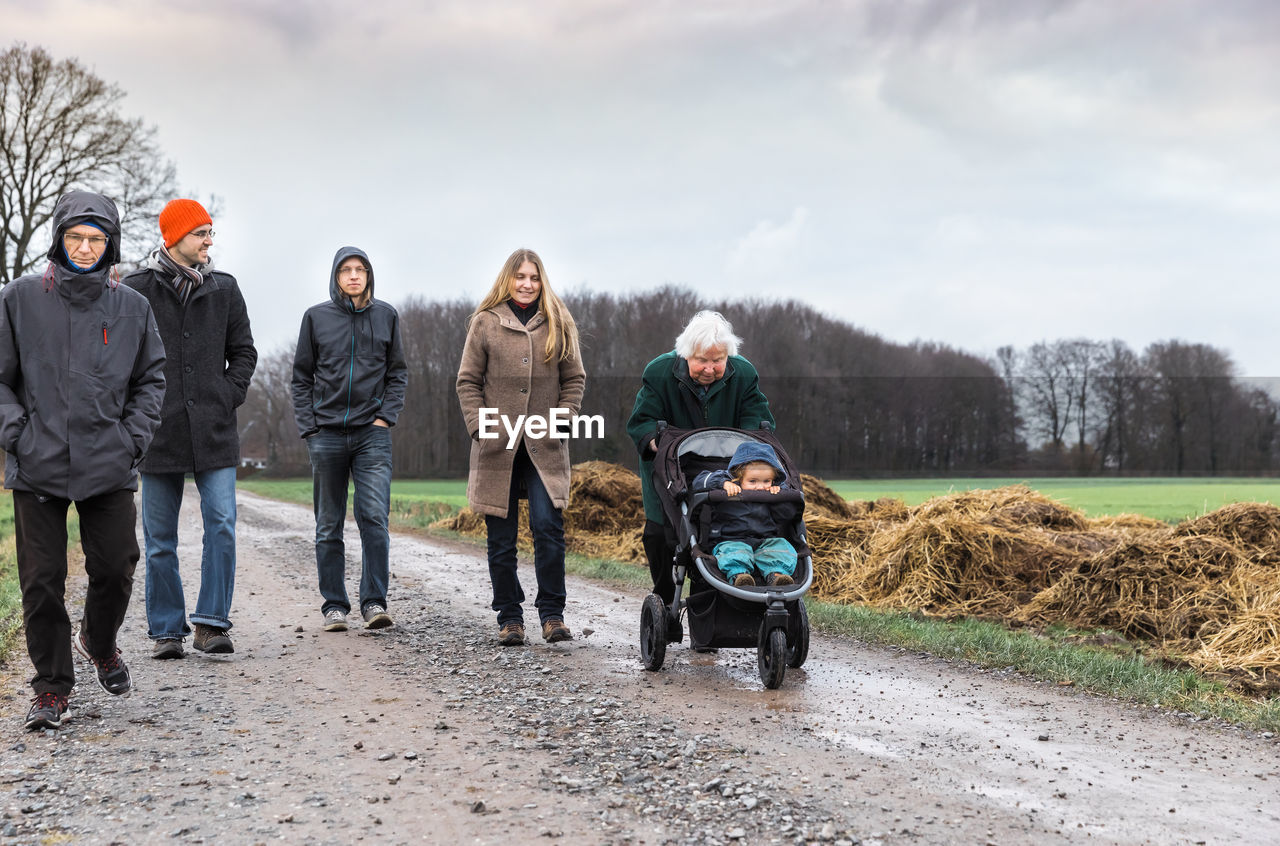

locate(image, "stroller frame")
(639, 423), (813, 688)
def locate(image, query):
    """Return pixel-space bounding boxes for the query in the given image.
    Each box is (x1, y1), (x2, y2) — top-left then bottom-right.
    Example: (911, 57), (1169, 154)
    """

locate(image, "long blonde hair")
(471, 248), (578, 363)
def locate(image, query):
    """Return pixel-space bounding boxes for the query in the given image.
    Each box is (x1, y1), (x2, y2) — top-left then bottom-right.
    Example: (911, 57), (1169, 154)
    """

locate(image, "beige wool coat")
(456, 306), (586, 517)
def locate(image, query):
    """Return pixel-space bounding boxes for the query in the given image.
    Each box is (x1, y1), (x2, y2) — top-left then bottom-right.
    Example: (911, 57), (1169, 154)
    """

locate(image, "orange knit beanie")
(159, 199), (212, 248)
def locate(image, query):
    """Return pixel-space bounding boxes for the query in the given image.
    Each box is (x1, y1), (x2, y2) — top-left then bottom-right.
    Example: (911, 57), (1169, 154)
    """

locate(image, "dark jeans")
(306, 424), (392, 615)
(644, 519), (678, 604)
(484, 444), (567, 626)
(14, 489), (138, 696)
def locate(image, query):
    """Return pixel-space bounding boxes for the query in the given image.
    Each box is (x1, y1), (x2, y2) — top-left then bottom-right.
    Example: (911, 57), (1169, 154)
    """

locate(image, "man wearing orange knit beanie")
(124, 199), (257, 659)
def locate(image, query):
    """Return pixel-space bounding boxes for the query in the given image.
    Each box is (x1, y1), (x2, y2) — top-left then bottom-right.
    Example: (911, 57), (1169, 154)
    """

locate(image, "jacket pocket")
(13, 412), (35, 462)
(5, 413), (30, 455)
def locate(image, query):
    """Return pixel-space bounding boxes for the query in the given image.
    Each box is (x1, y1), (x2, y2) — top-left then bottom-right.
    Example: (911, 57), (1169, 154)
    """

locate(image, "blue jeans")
(306, 424), (392, 615)
(142, 467), (238, 638)
(484, 444), (567, 627)
(714, 537), (797, 582)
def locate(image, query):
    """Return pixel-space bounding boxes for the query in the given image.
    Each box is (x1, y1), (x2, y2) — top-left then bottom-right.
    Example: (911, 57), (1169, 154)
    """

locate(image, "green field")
(826, 477), (1280, 523)
(238, 478), (470, 509)
(243, 476), (1280, 524)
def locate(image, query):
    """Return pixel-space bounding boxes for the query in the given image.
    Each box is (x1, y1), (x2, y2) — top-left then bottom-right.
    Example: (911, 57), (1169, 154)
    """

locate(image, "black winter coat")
(124, 260), (257, 473)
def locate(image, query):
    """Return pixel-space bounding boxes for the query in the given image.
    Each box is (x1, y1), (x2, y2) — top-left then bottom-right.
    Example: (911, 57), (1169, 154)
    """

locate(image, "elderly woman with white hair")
(626, 310), (774, 604)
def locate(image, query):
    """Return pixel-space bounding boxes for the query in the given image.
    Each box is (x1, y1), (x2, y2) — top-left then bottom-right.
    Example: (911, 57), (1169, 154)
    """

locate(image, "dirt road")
(1, 491), (1277, 845)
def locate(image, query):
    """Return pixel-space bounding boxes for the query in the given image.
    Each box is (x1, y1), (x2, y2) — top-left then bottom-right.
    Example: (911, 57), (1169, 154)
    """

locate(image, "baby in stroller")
(692, 442), (799, 588)
(639, 425), (811, 688)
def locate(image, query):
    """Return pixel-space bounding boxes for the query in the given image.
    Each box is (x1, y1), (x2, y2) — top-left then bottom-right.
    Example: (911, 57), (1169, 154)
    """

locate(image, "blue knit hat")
(728, 441), (786, 482)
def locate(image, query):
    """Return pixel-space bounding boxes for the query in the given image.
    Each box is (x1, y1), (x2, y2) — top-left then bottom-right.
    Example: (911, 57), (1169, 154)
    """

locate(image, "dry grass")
(435, 463), (1280, 691)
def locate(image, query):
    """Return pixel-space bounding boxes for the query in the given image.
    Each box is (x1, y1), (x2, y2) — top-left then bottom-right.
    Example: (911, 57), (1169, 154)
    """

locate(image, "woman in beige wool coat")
(456, 248), (585, 647)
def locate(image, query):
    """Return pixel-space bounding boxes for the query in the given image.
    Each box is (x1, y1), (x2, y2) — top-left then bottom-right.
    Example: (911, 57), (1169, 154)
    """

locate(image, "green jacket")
(626, 351), (774, 522)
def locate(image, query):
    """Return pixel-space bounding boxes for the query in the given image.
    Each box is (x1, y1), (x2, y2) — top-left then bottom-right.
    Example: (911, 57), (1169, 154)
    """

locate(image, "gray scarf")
(148, 246), (207, 305)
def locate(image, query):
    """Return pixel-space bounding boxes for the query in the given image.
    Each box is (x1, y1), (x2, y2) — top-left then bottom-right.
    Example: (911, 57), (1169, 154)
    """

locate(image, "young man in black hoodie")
(291, 247), (407, 633)
(0, 191), (166, 730)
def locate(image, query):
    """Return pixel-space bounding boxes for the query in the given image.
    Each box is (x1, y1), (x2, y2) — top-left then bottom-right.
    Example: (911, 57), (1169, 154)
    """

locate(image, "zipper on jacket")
(343, 326), (355, 426)
(102, 321), (108, 345)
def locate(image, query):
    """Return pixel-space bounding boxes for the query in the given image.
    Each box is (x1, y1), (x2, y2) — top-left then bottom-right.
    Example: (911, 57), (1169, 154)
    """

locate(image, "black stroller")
(638, 423), (812, 688)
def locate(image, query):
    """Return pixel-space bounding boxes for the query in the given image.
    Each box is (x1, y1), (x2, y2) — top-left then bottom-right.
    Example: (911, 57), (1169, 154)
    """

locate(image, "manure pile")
(436, 461), (646, 564)
(435, 464), (1280, 692)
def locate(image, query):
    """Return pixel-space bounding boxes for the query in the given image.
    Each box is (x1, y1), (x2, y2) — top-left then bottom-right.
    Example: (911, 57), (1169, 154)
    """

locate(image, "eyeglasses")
(187, 229), (215, 240)
(339, 266), (368, 277)
(63, 233), (109, 249)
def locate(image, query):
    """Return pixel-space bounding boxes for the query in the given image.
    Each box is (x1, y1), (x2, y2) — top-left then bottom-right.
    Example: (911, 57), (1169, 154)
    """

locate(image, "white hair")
(674, 310), (741, 359)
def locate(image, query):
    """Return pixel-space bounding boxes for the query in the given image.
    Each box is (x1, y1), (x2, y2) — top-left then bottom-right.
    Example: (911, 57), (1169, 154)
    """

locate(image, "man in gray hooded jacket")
(291, 247), (407, 633)
(0, 191), (166, 730)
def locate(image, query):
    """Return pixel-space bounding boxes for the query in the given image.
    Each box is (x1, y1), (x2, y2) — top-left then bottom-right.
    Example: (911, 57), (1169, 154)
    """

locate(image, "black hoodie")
(0, 191), (166, 499)
(290, 246), (408, 436)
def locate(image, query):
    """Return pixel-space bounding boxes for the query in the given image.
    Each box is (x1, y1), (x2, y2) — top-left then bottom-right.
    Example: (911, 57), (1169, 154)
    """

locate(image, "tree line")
(238, 288), (1277, 479)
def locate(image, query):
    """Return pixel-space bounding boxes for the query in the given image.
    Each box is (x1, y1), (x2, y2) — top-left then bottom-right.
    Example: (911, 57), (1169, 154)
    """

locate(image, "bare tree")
(0, 42), (176, 285)
(1020, 341), (1073, 453)
(239, 346), (308, 475)
(1091, 340), (1144, 472)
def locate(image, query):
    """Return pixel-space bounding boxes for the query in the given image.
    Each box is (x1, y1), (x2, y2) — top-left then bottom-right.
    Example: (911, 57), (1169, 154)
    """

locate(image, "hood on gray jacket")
(329, 246), (374, 310)
(728, 440), (787, 484)
(44, 191), (122, 270)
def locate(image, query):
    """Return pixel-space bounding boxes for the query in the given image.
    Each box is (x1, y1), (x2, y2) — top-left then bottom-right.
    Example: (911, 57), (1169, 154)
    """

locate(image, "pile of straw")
(798, 474), (856, 520)
(433, 462), (646, 565)
(842, 487), (1091, 618)
(430, 460), (1280, 690)
(1173, 502), (1280, 566)
(1018, 535), (1247, 640)
(1188, 589), (1280, 693)
(564, 461), (645, 536)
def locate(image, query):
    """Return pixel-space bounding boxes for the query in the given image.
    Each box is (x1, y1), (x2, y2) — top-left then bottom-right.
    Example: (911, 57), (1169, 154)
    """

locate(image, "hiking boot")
(152, 638), (185, 660)
(323, 609), (349, 632)
(498, 622), (526, 646)
(362, 604), (393, 630)
(733, 573), (756, 587)
(24, 692), (69, 731)
(765, 572), (794, 587)
(541, 618), (573, 643)
(73, 629), (131, 697)
(192, 624), (234, 654)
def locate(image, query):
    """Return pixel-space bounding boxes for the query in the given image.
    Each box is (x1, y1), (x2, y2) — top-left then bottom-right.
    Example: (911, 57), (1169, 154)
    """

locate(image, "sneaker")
(733, 573), (756, 587)
(73, 629), (131, 697)
(541, 618), (573, 643)
(192, 624), (234, 654)
(362, 604), (393, 629)
(152, 638), (185, 660)
(24, 692), (69, 731)
(498, 622), (526, 646)
(765, 572), (794, 587)
(323, 608), (349, 632)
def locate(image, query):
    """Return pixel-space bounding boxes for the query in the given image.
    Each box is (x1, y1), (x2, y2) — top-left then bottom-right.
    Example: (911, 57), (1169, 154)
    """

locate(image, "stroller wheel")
(787, 600), (810, 669)
(758, 626), (787, 689)
(640, 594), (668, 671)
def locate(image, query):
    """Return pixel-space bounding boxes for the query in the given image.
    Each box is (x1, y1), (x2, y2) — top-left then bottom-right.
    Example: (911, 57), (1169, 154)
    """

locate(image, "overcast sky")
(6, 0), (1279, 376)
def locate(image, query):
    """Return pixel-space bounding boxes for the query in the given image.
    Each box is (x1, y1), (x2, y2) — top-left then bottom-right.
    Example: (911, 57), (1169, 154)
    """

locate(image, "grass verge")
(0, 492), (84, 666)
(0, 495), (21, 661)
(807, 602), (1280, 733)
